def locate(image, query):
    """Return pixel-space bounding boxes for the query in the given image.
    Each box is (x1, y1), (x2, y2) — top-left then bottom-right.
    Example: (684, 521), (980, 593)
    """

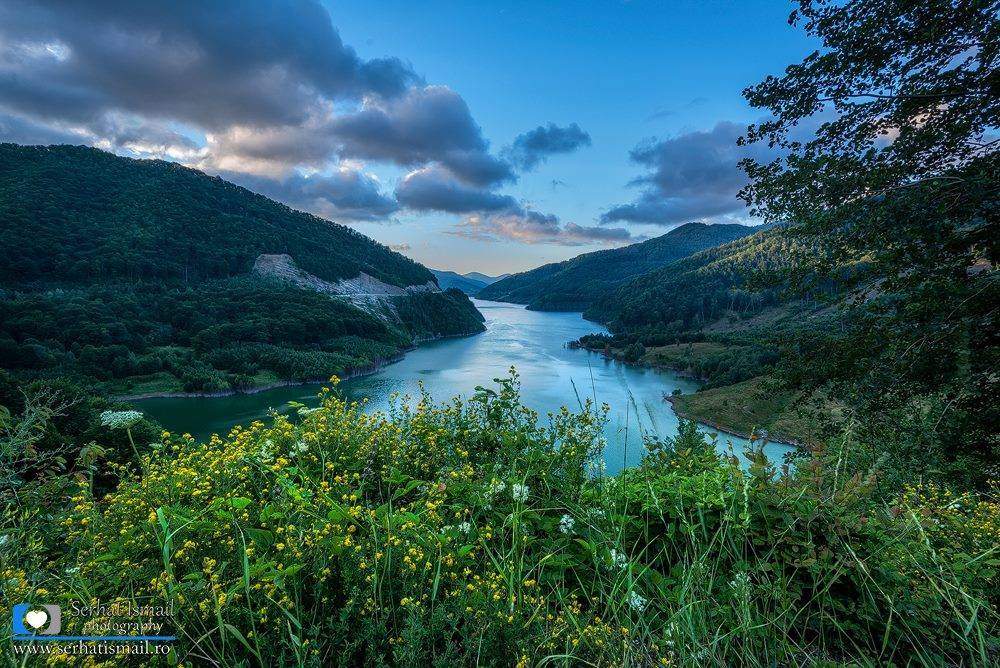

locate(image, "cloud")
(388, 243), (411, 252)
(0, 0), (518, 222)
(454, 210), (636, 246)
(645, 96), (708, 122)
(226, 168), (399, 222)
(395, 166), (517, 213)
(505, 122), (591, 171)
(0, 0), (419, 131)
(0, 111), (87, 145)
(330, 86), (513, 186)
(601, 121), (776, 226)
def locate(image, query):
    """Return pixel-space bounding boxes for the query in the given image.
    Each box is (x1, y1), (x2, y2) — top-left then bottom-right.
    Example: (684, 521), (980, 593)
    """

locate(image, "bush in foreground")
(3, 373), (998, 666)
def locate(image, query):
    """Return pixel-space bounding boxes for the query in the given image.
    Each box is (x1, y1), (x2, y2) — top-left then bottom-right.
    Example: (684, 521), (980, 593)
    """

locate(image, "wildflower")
(100, 410), (144, 429)
(559, 513), (575, 534)
(729, 571), (750, 595)
(609, 549), (628, 570)
(628, 590), (647, 612)
(295, 441), (308, 453)
(512, 484), (529, 502)
(457, 521), (472, 534)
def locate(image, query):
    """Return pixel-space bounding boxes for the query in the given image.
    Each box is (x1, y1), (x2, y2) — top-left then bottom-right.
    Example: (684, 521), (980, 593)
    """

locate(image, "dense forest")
(0, 145), (485, 396)
(477, 222), (759, 311)
(0, 144), (432, 287)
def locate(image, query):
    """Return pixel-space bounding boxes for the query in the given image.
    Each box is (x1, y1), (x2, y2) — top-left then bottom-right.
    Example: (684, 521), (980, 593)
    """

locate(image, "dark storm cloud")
(397, 164), (633, 246)
(505, 122), (591, 171)
(395, 167), (518, 213)
(601, 121), (776, 226)
(0, 1), (600, 232)
(0, 111), (86, 145)
(330, 87), (514, 187)
(0, 0), (419, 131)
(227, 170), (399, 223)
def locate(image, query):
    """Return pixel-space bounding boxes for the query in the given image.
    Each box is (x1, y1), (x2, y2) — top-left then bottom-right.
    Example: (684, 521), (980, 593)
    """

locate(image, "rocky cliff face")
(253, 254), (484, 340)
(253, 253), (437, 298)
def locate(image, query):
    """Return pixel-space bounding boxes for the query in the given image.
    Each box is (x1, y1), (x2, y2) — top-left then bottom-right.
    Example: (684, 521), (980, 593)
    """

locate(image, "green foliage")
(583, 226), (831, 330)
(736, 1), (999, 485)
(0, 278), (409, 393)
(0, 145), (486, 394)
(0, 144), (432, 287)
(0, 371), (160, 491)
(393, 289), (487, 340)
(478, 222), (759, 311)
(4, 376), (998, 665)
(740, 0), (997, 218)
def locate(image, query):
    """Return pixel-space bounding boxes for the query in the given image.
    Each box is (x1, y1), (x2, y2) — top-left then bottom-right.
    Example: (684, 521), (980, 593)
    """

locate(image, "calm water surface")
(136, 300), (795, 473)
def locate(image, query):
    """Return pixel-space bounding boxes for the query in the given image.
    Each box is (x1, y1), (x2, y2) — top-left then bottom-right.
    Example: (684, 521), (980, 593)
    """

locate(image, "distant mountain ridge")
(430, 269), (488, 295)
(477, 222), (761, 311)
(464, 272), (509, 285)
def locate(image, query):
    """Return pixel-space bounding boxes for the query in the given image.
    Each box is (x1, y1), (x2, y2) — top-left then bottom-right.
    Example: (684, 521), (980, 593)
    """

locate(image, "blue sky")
(328, 1), (818, 272)
(0, 1), (818, 274)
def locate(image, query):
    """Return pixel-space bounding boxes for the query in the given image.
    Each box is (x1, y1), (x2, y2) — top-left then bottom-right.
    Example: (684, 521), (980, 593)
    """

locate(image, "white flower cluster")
(729, 571), (751, 594)
(511, 483), (530, 502)
(628, 590), (647, 612)
(99, 410), (143, 430)
(294, 440), (308, 454)
(609, 548), (628, 571)
(559, 513), (575, 534)
(457, 521), (472, 534)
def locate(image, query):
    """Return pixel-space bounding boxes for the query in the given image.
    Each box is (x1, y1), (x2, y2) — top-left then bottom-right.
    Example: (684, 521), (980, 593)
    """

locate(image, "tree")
(741, 0), (997, 208)
(738, 0), (999, 483)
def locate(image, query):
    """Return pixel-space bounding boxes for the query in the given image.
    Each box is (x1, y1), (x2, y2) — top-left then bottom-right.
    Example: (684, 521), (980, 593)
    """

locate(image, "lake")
(135, 299), (796, 473)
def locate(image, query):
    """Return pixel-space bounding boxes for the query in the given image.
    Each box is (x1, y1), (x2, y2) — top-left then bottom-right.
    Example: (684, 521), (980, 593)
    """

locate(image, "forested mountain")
(477, 222), (760, 311)
(430, 269), (488, 295)
(583, 225), (827, 332)
(0, 144), (431, 287)
(0, 144), (484, 395)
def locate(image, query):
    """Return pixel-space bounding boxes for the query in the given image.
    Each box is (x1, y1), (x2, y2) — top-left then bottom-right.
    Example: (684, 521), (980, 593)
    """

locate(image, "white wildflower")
(511, 483), (529, 502)
(487, 480), (506, 497)
(295, 441), (308, 453)
(729, 571), (751, 594)
(99, 410), (143, 429)
(628, 590), (647, 612)
(559, 514), (575, 535)
(609, 548), (628, 570)
(457, 521), (472, 534)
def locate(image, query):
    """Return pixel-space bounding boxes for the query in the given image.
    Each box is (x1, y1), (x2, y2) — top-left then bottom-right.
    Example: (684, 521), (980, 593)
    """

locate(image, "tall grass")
(2, 373), (997, 666)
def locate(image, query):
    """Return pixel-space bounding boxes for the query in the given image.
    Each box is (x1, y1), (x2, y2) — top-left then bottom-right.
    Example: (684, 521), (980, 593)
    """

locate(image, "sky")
(0, 1), (819, 274)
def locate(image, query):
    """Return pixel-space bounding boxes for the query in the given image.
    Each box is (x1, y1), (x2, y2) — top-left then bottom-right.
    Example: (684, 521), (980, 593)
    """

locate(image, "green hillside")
(0, 144), (484, 395)
(582, 225), (828, 331)
(0, 144), (433, 287)
(477, 222), (760, 311)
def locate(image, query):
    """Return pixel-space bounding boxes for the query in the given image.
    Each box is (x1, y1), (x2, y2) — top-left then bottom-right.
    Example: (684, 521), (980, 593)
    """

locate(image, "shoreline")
(576, 341), (800, 448)
(117, 327), (486, 401)
(116, 353), (405, 401)
(663, 394), (801, 448)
